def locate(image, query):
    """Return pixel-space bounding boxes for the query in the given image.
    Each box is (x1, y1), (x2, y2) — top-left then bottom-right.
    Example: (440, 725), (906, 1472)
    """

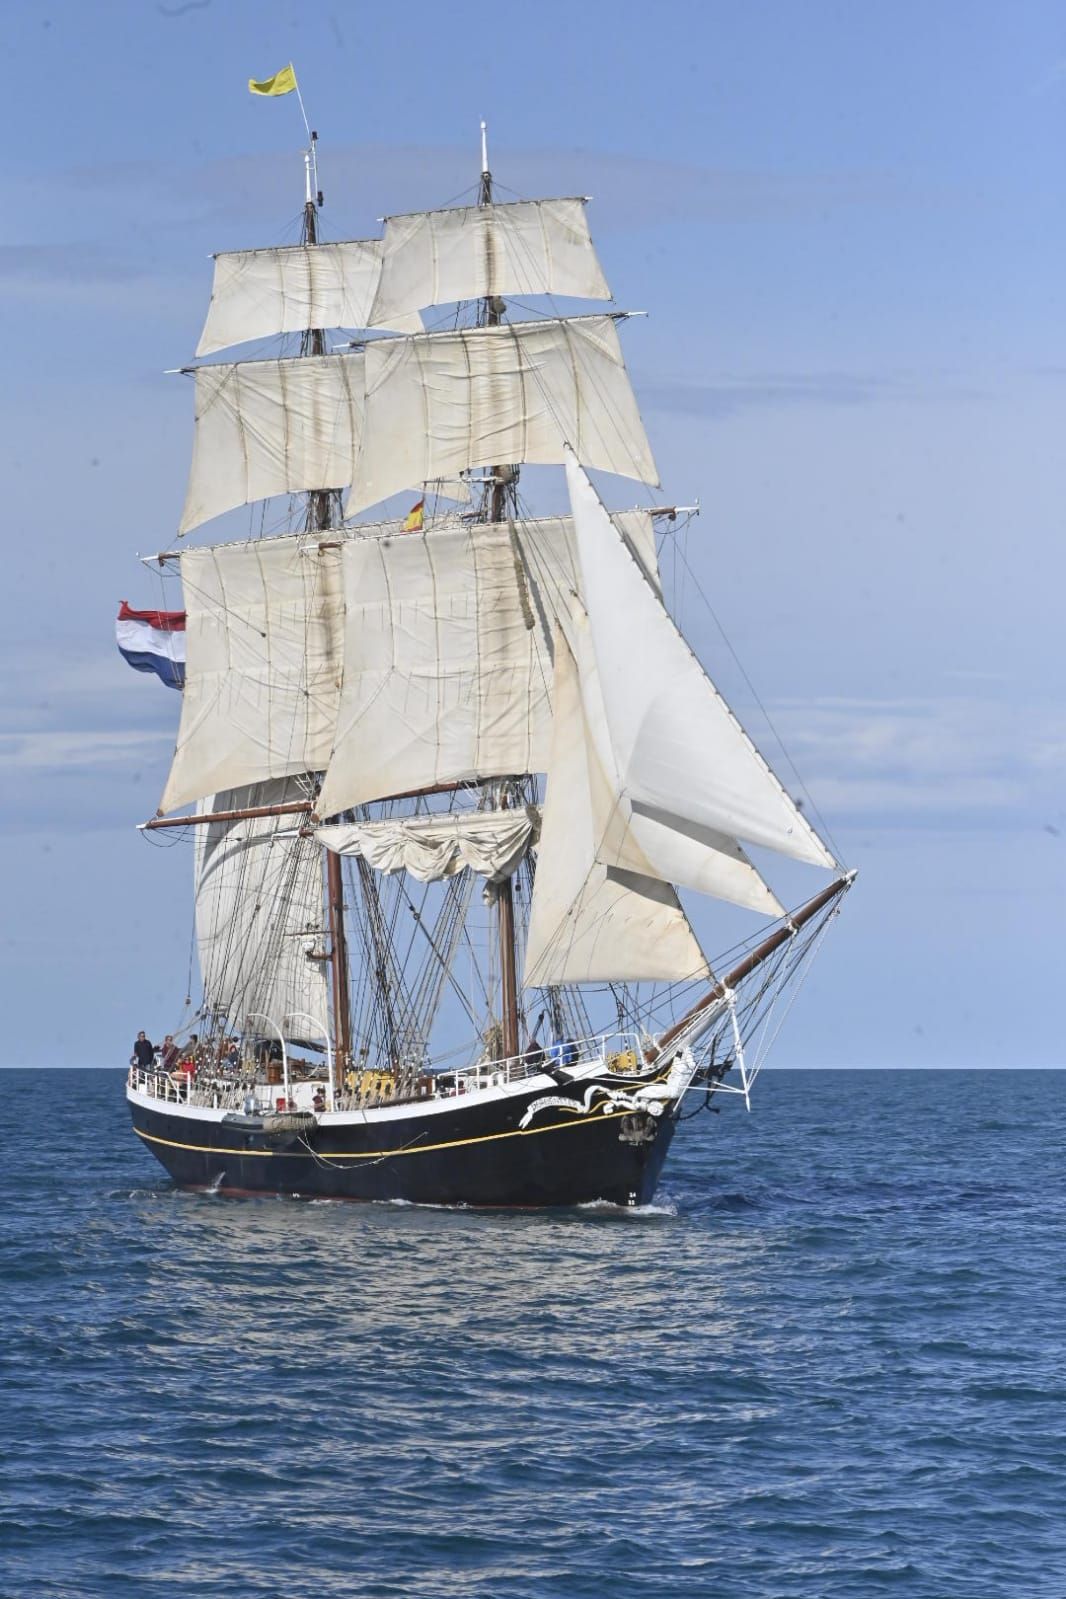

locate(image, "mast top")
(479, 120), (492, 207)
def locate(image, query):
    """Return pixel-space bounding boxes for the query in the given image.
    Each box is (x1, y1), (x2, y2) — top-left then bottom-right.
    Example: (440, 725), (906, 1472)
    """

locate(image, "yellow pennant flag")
(248, 64), (297, 97)
(402, 499), (425, 533)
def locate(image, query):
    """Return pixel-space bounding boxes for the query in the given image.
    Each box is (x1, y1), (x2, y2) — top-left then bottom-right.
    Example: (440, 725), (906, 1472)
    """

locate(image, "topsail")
(371, 197), (611, 321)
(196, 240), (421, 358)
(180, 352), (366, 534)
(346, 315), (658, 515)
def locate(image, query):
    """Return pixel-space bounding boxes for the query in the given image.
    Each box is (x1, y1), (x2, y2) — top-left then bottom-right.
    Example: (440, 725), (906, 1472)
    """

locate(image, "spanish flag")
(402, 499), (425, 533)
(248, 64), (297, 97)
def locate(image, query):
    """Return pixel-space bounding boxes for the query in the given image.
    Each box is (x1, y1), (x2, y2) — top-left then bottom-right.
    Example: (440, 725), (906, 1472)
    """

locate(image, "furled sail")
(159, 537), (344, 814)
(179, 352), (365, 534)
(345, 315), (658, 516)
(196, 241), (421, 358)
(194, 779), (329, 1039)
(524, 631), (710, 988)
(316, 808), (539, 883)
(313, 511), (657, 818)
(565, 453), (837, 870)
(370, 198), (611, 324)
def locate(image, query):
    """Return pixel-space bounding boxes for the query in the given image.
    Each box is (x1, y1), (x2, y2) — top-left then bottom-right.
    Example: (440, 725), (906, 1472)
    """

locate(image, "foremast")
(296, 131), (353, 1086)
(479, 124), (522, 1065)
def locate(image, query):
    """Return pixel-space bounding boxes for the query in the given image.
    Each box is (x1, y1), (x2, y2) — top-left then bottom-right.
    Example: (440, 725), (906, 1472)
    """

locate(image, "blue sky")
(1, 0), (1063, 1067)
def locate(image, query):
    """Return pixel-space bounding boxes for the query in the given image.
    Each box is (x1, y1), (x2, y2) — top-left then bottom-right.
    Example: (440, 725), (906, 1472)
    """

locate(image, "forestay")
(313, 512), (657, 818)
(195, 779), (328, 1039)
(345, 316), (658, 515)
(371, 198), (611, 323)
(524, 631), (710, 988)
(565, 454), (837, 870)
(180, 352), (365, 534)
(196, 240), (421, 358)
(316, 809), (539, 884)
(160, 537), (344, 814)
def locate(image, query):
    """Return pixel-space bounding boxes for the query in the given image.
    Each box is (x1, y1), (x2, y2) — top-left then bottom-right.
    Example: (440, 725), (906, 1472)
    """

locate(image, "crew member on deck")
(159, 1035), (178, 1072)
(131, 1031), (155, 1069)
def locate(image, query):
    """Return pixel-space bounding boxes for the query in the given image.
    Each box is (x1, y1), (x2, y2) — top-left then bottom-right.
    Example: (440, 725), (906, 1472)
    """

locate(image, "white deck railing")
(126, 1031), (651, 1114)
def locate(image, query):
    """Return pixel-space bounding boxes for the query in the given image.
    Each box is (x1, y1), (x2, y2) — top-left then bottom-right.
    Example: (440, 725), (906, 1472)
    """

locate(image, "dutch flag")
(116, 601), (186, 690)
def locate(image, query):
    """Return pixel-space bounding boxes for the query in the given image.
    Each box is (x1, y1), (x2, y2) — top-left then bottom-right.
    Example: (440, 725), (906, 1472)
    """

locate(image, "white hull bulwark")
(126, 1048), (699, 1207)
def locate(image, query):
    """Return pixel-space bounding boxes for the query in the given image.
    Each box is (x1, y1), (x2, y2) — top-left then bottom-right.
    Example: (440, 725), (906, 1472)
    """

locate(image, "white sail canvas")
(316, 809), (539, 884)
(160, 538), (344, 814)
(565, 453), (836, 870)
(315, 522), (555, 816)
(345, 316), (658, 516)
(195, 779), (328, 1037)
(565, 605), (785, 915)
(315, 511), (658, 818)
(524, 630), (710, 988)
(371, 198), (611, 322)
(196, 240), (421, 357)
(180, 352), (366, 534)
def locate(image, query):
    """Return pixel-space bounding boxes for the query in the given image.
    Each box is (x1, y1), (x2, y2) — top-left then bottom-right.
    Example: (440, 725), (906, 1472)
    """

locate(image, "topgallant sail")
(123, 124), (854, 1207)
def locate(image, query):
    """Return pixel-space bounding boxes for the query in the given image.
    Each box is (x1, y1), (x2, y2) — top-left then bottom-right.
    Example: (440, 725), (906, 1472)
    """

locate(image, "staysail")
(524, 629), (710, 987)
(523, 457), (839, 986)
(563, 604), (785, 916)
(564, 453), (836, 870)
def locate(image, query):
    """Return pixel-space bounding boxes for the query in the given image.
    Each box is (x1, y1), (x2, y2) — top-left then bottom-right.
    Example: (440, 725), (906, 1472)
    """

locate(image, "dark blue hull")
(128, 1080), (678, 1207)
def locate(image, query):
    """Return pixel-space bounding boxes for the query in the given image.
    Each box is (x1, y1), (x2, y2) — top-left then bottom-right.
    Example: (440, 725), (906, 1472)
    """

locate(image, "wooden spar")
(648, 873), (855, 1060)
(311, 778), (479, 822)
(302, 155), (333, 534)
(478, 145), (522, 1065)
(143, 778), (502, 833)
(302, 143), (352, 1075)
(143, 801), (312, 831)
(326, 845), (352, 1079)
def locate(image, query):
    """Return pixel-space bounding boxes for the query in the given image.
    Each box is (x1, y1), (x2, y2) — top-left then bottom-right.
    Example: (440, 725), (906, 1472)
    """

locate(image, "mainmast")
(301, 132), (334, 534)
(479, 123), (522, 1064)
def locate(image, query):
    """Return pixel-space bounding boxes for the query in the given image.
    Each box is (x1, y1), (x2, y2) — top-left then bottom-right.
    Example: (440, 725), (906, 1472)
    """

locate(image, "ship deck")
(127, 1030), (651, 1118)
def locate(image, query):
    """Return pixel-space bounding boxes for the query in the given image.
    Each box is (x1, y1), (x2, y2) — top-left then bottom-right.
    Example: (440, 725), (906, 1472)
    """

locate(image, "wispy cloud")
(640, 369), (979, 419)
(0, 240), (189, 312)
(3, 143), (912, 249)
(0, 729), (171, 773)
(762, 694), (1066, 830)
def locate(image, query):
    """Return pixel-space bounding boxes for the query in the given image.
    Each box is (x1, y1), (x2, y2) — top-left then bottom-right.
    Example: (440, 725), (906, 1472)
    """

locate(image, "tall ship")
(122, 116), (854, 1207)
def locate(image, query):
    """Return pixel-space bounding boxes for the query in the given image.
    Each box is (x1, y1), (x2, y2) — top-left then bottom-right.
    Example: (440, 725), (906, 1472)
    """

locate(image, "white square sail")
(345, 316), (658, 516)
(371, 198), (611, 323)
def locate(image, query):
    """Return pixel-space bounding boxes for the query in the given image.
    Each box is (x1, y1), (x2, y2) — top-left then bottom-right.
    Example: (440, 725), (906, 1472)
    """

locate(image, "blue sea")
(1, 1068), (1063, 1599)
